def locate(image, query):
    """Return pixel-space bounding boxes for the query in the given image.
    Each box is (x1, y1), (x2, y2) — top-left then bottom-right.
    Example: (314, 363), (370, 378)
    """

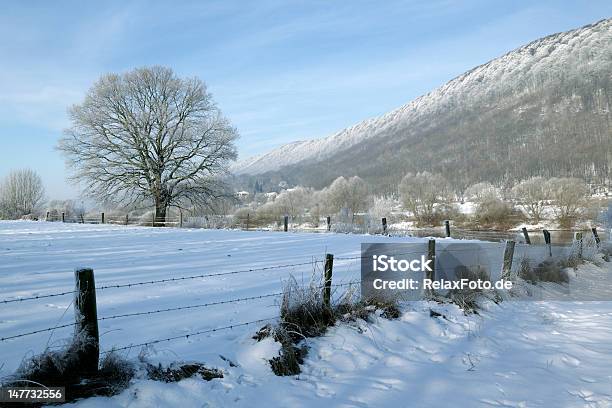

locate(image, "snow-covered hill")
(233, 19), (611, 184)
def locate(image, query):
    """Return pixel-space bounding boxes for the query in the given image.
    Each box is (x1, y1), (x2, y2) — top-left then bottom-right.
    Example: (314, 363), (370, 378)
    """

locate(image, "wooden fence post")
(62, 212), (65, 223)
(382, 217), (387, 235)
(152, 212), (155, 227)
(574, 232), (583, 259)
(522, 227), (531, 245)
(323, 254), (333, 308)
(125, 214), (129, 226)
(284, 215), (289, 232)
(427, 239), (436, 295)
(46, 211), (50, 222)
(246, 213), (249, 231)
(326, 216), (331, 232)
(101, 212), (105, 224)
(80, 214), (84, 224)
(543, 229), (552, 257)
(74, 268), (99, 375)
(501, 240), (515, 280)
(444, 220), (451, 238)
(179, 212), (183, 228)
(592, 227), (601, 247)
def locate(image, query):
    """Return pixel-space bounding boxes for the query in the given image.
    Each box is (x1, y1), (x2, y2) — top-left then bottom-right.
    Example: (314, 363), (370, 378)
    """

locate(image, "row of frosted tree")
(235, 173), (595, 229)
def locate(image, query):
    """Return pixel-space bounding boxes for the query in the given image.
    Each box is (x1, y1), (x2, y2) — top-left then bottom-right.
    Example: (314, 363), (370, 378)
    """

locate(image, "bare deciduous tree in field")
(58, 66), (238, 224)
(0, 169), (45, 219)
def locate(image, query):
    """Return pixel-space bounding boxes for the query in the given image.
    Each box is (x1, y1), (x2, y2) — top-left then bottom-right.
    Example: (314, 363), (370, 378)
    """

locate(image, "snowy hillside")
(233, 18), (611, 188)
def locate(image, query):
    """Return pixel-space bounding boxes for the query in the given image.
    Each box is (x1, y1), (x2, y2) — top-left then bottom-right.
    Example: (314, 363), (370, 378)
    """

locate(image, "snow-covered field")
(1, 221), (612, 407)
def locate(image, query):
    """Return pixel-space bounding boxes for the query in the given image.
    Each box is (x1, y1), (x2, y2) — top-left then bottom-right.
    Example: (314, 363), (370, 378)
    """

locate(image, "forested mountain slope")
(234, 19), (612, 193)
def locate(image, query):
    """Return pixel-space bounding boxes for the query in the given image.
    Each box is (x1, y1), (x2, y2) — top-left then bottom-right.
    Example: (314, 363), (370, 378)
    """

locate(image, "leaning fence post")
(427, 239), (436, 295)
(574, 232), (583, 259)
(382, 217), (387, 235)
(522, 227), (531, 245)
(501, 240), (515, 280)
(101, 212), (105, 224)
(444, 220), (451, 238)
(326, 216), (331, 232)
(592, 227), (601, 247)
(74, 268), (99, 375)
(62, 212), (65, 223)
(543, 229), (552, 257)
(46, 211), (50, 222)
(323, 254), (334, 308)
(284, 215), (289, 232)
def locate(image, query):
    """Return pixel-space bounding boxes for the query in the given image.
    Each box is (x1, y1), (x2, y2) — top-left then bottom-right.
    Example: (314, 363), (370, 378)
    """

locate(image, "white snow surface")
(0, 221), (611, 407)
(232, 19), (611, 175)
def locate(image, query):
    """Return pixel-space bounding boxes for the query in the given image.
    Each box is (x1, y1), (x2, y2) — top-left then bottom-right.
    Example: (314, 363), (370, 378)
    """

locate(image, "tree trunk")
(154, 200), (167, 227)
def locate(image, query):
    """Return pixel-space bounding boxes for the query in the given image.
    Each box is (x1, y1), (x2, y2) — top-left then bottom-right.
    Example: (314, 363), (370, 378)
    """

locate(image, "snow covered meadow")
(1, 221), (612, 407)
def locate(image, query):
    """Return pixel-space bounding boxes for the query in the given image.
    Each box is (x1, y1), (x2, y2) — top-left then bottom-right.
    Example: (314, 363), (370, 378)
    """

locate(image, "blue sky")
(0, 1), (610, 198)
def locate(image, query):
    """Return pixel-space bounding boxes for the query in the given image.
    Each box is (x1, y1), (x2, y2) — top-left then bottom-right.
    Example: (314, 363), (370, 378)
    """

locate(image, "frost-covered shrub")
(518, 258), (570, 284)
(9, 337), (134, 403)
(183, 215), (233, 229)
(474, 197), (514, 227)
(367, 196), (397, 221)
(265, 272), (395, 376)
(447, 266), (491, 313)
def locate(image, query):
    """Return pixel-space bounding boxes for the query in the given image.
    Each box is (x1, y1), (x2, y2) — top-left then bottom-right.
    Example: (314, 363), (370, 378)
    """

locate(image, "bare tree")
(0, 169), (45, 219)
(511, 177), (547, 223)
(465, 182), (501, 203)
(399, 172), (451, 224)
(368, 196), (397, 221)
(273, 187), (314, 220)
(321, 176), (369, 219)
(547, 177), (588, 225)
(58, 66), (238, 224)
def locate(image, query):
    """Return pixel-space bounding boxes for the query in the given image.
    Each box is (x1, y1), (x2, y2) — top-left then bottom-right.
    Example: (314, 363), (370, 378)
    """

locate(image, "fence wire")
(0, 290), (77, 304)
(101, 317), (277, 355)
(96, 260), (323, 291)
(0, 260), (323, 305)
(0, 322), (76, 342)
(98, 292), (284, 321)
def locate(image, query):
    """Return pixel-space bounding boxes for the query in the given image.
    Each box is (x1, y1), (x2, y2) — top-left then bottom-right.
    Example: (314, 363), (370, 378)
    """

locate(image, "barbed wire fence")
(42, 209), (608, 247)
(0, 231), (596, 379)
